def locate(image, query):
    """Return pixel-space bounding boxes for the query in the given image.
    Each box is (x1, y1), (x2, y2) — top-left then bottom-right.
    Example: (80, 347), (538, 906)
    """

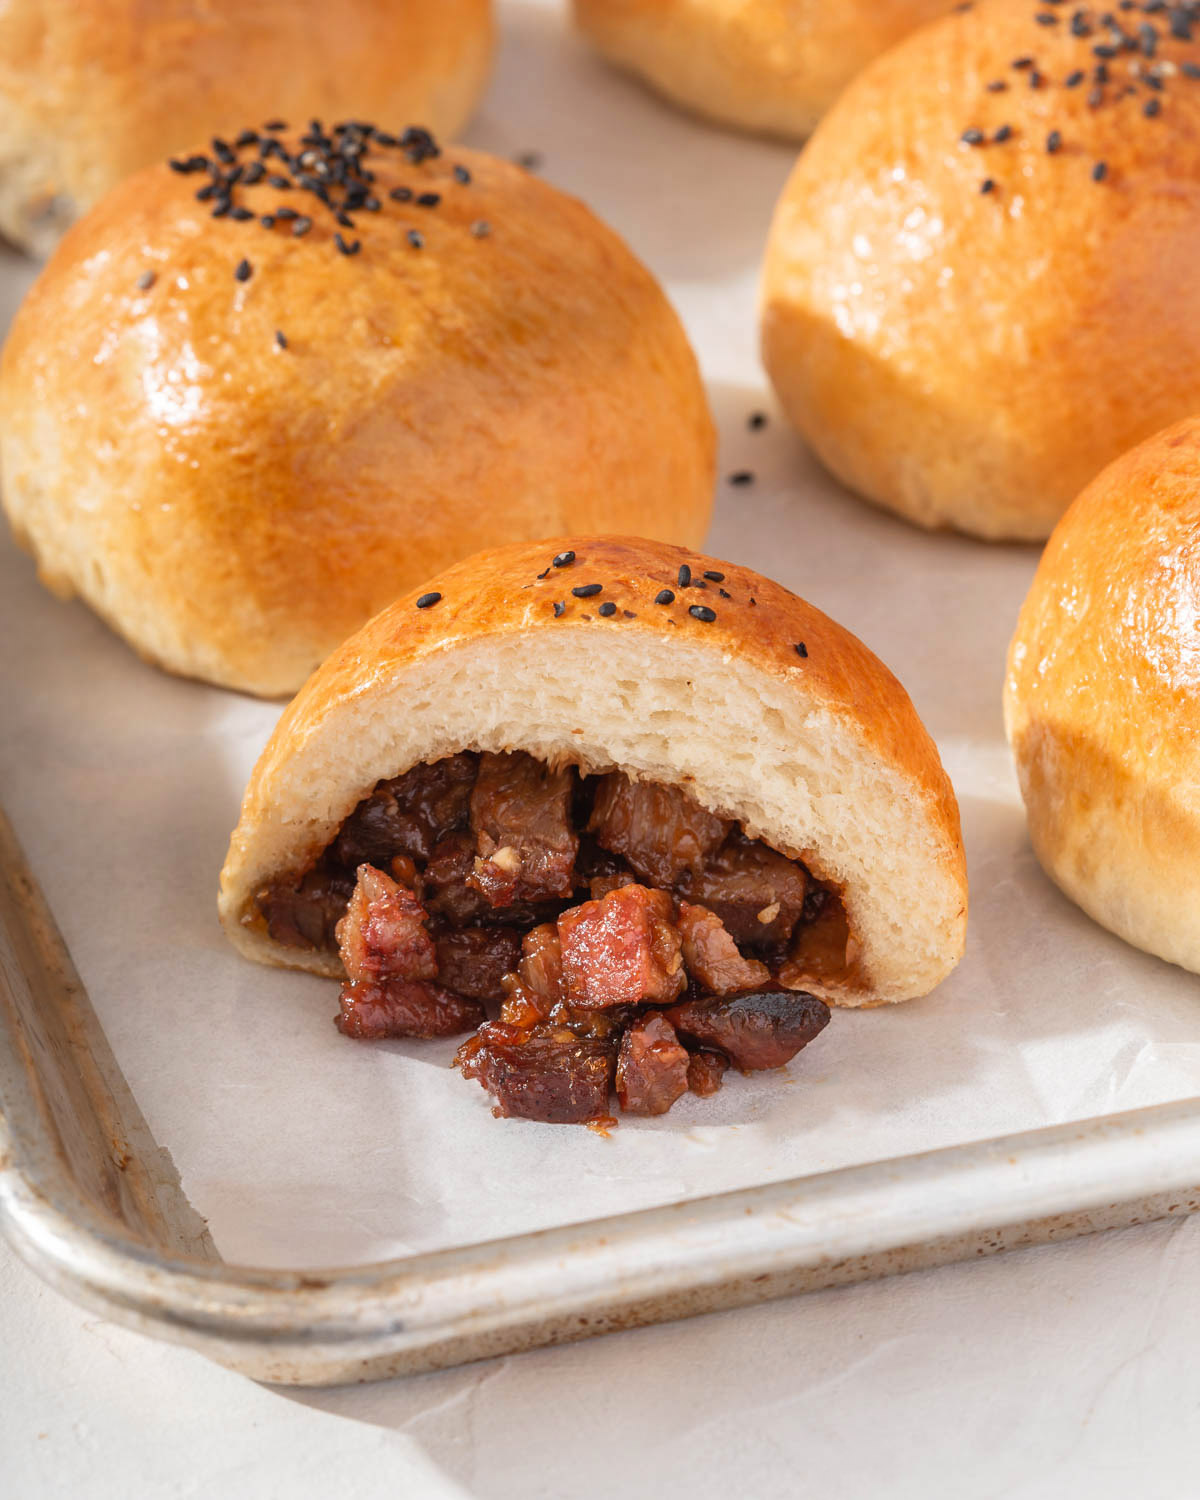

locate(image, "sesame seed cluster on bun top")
(956, 0), (1200, 194)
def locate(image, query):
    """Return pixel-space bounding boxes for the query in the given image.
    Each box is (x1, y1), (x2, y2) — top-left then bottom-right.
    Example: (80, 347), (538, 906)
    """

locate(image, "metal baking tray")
(4, 801), (1200, 1386)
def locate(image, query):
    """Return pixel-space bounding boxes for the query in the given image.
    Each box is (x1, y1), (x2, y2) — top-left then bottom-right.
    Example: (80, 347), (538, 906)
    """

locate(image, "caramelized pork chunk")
(457, 1022), (616, 1123)
(335, 865), (437, 982)
(333, 753), (477, 868)
(667, 991), (830, 1072)
(616, 1012), (690, 1116)
(558, 884), (686, 1008)
(337, 980), (485, 1040)
(588, 771), (730, 888)
(682, 835), (810, 947)
(685, 1050), (729, 1098)
(434, 928), (523, 1003)
(257, 867), (354, 951)
(677, 901), (771, 994)
(468, 752), (579, 906)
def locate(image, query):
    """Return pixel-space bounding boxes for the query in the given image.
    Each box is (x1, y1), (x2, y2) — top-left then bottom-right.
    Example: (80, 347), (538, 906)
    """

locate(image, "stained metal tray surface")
(5, 4), (1200, 1385)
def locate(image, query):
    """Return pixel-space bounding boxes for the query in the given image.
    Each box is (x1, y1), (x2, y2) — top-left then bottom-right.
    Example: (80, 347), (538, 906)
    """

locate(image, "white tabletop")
(5, 1216), (1198, 1498)
(5, 3), (1200, 1493)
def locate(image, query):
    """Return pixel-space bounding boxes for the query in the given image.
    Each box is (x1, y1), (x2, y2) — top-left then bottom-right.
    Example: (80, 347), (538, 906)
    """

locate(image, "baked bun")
(0, 128), (714, 698)
(0, 0), (494, 257)
(1005, 417), (1200, 973)
(573, 0), (954, 139)
(219, 536), (967, 1007)
(761, 0), (1200, 541)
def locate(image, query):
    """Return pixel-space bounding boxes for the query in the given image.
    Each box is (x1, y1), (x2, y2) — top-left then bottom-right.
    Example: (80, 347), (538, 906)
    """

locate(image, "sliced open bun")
(219, 537), (967, 1006)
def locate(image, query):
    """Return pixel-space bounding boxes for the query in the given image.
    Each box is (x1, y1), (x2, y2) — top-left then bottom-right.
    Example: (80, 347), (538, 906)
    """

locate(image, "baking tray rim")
(3, 804), (1200, 1387)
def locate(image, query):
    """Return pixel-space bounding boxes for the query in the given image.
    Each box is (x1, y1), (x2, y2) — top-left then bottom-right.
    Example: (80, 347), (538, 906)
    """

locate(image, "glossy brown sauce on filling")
(255, 752), (843, 1123)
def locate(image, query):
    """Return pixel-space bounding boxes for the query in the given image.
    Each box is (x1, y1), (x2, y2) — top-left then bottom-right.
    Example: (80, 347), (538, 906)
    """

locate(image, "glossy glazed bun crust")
(0, 0), (494, 256)
(1005, 418), (1200, 972)
(762, 0), (1200, 540)
(220, 536), (967, 1006)
(0, 132), (714, 697)
(574, 0), (954, 139)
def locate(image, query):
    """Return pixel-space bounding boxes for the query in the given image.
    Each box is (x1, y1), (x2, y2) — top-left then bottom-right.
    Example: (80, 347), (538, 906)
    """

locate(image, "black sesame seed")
(1144, 95), (1162, 115)
(407, 229), (424, 249)
(1035, 10), (1059, 21)
(135, 269), (156, 291)
(980, 177), (996, 193)
(728, 470), (755, 486)
(212, 136), (235, 163)
(994, 123), (1013, 142)
(390, 186), (414, 202)
(1046, 130), (1063, 152)
(655, 589), (675, 605)
(275, 330), (288, 349)
(211, 198), (231, 218)
(260, 215), (276, 229)
(598, 601), (617, 617)
(416, 592), (442, 610)
(986, 79), (1009, 91)
(242, 161), (265, 185)
(269, 175), (291, 190)
(231, 205), (254, 221)
(1088, 86), (1105, 106)
(234, 258), (252, 282)
(1183, 60), (1200, 77)
(553, 601), (566, 617)
(364, 196), (381, 212)
(1092, 159), (1109, 180)
(335, 211), (355, 229)
(961, 127), (986, 145)
(416, 192), (441, 208)
(274, 206), (297, 219)
(748, 411), (768, 429)
(196, 183), (216, 201)
(453, 164), (471, 184)
(1065, 68), (1085, 85)
(688, 605), (717, 623)
(677, 564), (692, 588)
(703, 570), (725, 581)
(794, 642), (809, 658)
(572, 583), (602, 598)
(236, 129), (259, 148)
(263, 119), (287, 131)
(470, 220), (491, 238)
(552, 550), (576, 567)
(1012, 54), (1034, 67)
(292, 216), (312, 236)
(335, 233), (361, 256)
(718, 588), (732, 599)
(1029, 69), (1046, 88)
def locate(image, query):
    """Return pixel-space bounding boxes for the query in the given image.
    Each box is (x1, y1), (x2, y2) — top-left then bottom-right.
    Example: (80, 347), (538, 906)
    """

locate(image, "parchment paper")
(3, 1), (1199, 1270)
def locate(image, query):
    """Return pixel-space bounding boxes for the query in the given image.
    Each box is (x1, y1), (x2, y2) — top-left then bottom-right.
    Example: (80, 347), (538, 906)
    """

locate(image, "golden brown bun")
(761, 0), (1200, 541)
(219, 536), (968, 1007)
(573, 0), (953, 139)
(0, 0), (494, 257)
(0, 135), (714, 698)
(1005, 418), (1200, 973)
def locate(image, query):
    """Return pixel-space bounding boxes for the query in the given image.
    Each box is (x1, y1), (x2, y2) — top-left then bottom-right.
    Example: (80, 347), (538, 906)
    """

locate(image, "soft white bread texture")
(1005, 417), (1200, 974)
(220, 537), (968, 1006)
(0, 0), (494, 257)
(761, 0), (1200, 541)
(573, 0), (954, 140)
(0, 137), (713, 698)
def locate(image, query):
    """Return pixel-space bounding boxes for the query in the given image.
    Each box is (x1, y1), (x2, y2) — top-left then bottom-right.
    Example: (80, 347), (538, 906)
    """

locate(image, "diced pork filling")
(254, 752), (841, 1124)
